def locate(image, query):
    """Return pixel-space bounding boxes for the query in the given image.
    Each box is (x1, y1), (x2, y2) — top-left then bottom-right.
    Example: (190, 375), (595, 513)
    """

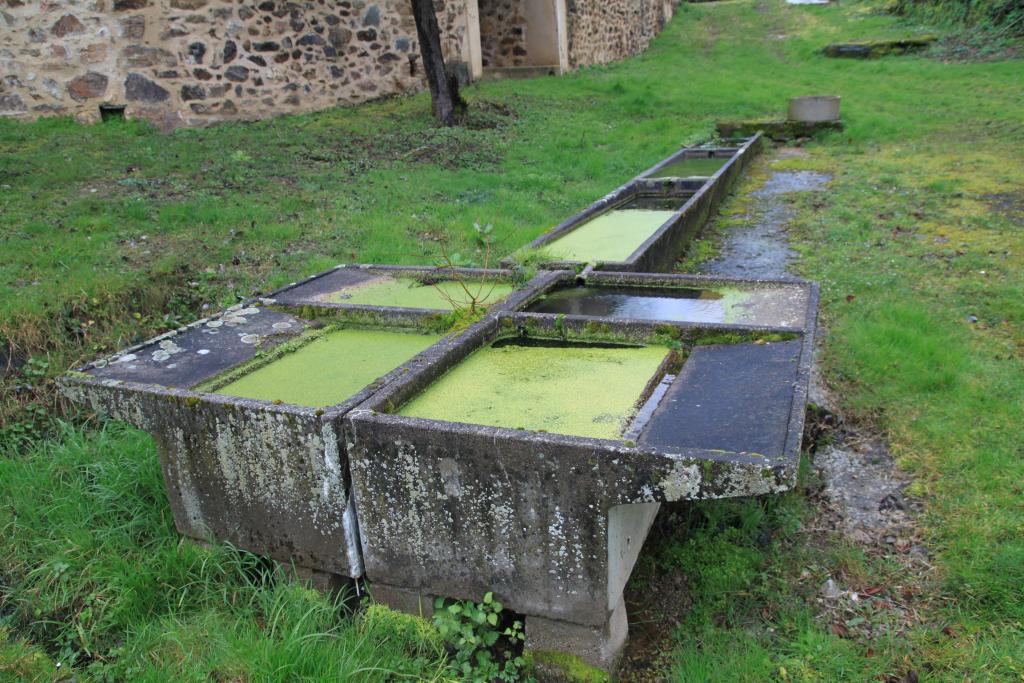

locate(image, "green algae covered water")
(545, 209), (677, 263)
(327, 277), (514, 310)
(215, 329), (441, 407)
(650, 156), (729, 178)
(398, 339), (669, 440)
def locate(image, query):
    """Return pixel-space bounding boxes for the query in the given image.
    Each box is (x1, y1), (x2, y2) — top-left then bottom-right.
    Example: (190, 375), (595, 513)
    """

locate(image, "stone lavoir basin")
(56, 131), (816, 677)
(542, 208), (678, 262)
(203, 327), (441, 408)
(346, 305), (816, 671)
(523, 271), (814, 328)
(398, 338), (671, 440)
(58, 303), (456, 583)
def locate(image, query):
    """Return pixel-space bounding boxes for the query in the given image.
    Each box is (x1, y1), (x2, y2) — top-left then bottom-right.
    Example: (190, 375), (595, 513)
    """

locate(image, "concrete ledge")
(716, 119), (842, 141)
(482, 65), (562, 80)
(823, 36), (936, 58)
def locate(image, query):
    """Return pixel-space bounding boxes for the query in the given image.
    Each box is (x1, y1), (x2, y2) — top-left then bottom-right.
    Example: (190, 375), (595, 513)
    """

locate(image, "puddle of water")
(327, 276), (513, 310)
(398, 339), (669, 439)
(527, 285), (733, 323)
(697, 170), (832, 279)
(213, 329), (441, 407)
(545, 209), (677, 263)
(649, 156), (729, 178)
(751, 170), (831, 196)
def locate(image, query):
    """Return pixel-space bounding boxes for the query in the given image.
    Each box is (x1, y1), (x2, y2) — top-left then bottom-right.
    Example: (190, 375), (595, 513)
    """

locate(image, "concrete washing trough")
(345, 280), (817, 670)
(58, 128), (817, 675)
(57, 293), (491, 585)
(507, 134), (763, 272)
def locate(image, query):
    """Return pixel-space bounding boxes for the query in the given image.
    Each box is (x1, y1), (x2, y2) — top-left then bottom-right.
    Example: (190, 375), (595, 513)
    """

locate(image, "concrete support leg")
(367, 583), (437, 620)
(525, 595), (628, 674)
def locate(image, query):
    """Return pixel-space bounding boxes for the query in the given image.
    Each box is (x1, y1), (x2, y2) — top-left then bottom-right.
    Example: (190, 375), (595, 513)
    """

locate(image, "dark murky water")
(527, 285), (726, 322)
(618, 193), (692, 211)
(650, 156), (729, 178)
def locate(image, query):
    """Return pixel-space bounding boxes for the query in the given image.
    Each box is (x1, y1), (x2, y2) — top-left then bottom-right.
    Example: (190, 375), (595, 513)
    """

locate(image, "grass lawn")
(2, 0), (1022, 680)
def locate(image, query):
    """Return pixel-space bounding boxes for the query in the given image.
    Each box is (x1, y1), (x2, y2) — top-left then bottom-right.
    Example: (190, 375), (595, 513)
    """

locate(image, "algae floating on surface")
(328, 276), (514, 310)
(545, 209), (678, 263)
(214, 329), (441, 407)
(398, 339), (670, 440)
(651, 156), (729, 178)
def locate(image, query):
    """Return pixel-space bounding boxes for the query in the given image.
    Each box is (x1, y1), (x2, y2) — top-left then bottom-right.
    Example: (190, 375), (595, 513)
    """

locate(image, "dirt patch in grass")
(985, 191), (1024, 226)
(928, 31), (1022, 62)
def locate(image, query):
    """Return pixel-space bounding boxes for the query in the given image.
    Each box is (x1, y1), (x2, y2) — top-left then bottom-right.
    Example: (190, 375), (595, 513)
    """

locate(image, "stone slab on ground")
(823, 37), (937, 58)
(716, 119), (842, 141)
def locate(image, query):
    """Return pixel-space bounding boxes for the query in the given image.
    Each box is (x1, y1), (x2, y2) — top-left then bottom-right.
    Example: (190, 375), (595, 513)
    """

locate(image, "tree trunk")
(410, 0), (466, 126)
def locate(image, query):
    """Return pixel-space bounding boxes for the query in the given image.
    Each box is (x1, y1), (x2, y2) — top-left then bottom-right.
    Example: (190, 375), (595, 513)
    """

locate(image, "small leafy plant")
(432, 592), (531, 682)
(428, 221), (502, 315)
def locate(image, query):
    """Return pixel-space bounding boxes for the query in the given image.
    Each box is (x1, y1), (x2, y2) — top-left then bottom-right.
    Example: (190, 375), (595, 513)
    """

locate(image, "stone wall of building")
(0, 0), (674, 128)
(477, 0), (525, 68)
(566, 0), (674, 68)
(0, 0), (469, 129)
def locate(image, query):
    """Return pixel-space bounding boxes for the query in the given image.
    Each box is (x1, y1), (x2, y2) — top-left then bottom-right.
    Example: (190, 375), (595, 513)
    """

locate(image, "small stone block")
(823, 36), (936, 59)
(368, 583), (436, 620)
(526, 596), (628, 674)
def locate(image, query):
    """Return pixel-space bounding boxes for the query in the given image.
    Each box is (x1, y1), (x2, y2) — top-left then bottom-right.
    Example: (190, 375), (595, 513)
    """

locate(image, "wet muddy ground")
(697, 169), (831, 279)
(699, 155), (926, 544)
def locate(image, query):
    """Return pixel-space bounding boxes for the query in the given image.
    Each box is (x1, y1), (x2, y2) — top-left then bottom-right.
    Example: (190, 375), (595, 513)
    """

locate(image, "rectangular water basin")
(346, 308), (815, 671)
(527, 285), (728, 323)
(265, 264), (525, 319)
(521, 271), (814, 329)
(398, 337), (671, 440)
(60, 302), (455, 581)
(204, 328), (442, 408)
(646, 154), (729, 179)
(508, 133), (763, 272)
(542, 208), (678, 263)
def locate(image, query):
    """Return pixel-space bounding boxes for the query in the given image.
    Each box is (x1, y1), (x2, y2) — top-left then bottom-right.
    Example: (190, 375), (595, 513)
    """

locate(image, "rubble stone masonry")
(0, 0), (673, 128)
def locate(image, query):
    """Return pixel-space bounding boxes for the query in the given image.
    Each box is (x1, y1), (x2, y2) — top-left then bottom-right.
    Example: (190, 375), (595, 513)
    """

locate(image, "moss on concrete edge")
(531, 651), (611, 683)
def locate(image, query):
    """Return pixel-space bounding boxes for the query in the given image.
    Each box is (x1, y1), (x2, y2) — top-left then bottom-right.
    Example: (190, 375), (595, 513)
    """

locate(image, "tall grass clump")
(889, 0), (1024, 36)
(0, 423), (448, 680)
